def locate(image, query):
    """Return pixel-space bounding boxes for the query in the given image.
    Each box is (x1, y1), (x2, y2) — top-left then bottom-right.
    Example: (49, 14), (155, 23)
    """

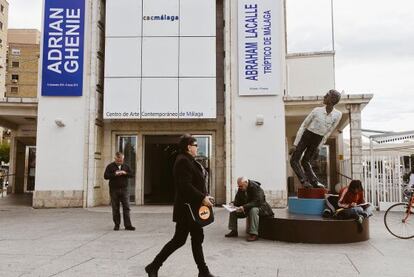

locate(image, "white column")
(34, 0), (93, 208)
(349, 104), (363, 181)
(8, 132), (16, 193)
(227, 0), (287, 207)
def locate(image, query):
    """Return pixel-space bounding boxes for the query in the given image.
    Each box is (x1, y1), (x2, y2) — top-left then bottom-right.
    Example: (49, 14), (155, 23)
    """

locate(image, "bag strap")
(184, 203), (196, 221)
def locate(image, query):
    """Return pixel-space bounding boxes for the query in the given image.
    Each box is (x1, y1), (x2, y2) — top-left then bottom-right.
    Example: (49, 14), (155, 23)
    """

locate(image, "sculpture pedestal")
(288, 197), (325, 216)
(258, 209), (370, 244)
(257, 189), (370, 243)
(297, 188), (328, 199)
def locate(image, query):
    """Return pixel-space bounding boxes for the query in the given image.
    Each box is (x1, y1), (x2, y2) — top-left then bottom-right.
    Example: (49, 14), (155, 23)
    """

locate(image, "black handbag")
(184, 203), (214, 227)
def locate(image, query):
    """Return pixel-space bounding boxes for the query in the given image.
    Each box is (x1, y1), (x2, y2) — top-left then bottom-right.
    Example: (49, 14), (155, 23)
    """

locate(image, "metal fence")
(339, 159), (352, 188)
(0, 172), (13, 197)
(340, 155), (405, 208)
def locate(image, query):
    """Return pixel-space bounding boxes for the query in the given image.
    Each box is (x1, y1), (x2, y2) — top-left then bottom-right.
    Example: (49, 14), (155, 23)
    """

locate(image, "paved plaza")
(1, 195), (413, 277)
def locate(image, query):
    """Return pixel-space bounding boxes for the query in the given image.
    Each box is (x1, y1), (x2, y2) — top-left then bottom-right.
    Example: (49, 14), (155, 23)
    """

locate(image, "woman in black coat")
(145, 134), (216, 277)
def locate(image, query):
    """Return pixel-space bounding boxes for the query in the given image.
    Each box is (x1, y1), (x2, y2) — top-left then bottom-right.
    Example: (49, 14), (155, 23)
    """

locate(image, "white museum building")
(0, 0), (373, 208)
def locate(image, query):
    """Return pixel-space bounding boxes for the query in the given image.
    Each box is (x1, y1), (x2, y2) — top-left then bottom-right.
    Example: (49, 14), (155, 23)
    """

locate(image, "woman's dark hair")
(349, 179), (363, 192)
(178, 134), (197, 153)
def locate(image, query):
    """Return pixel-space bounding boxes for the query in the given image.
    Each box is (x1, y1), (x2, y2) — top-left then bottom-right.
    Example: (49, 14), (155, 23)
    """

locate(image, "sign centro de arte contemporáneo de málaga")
(238, 0), (281, 96)
(41, 0), (85, 96)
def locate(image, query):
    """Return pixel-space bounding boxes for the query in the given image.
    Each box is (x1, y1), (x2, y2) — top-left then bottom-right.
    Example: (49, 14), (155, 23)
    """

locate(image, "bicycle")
(384, 187), (414, 239)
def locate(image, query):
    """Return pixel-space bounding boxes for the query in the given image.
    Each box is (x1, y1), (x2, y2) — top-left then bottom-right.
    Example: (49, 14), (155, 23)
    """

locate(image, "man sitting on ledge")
(225, 177), (274, 242)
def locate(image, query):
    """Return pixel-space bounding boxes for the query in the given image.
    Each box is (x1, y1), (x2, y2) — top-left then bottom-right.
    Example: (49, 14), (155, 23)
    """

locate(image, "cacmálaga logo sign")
(143, 14), (179, 21)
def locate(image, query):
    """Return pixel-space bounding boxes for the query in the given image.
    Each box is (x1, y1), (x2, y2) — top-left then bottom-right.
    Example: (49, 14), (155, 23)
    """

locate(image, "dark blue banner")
(41, 0), (85, 96)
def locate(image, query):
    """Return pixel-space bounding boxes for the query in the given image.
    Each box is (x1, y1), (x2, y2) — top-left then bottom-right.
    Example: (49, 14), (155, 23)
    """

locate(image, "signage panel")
(142, 0), (180, 36)
(238, 0), (282, 96)
(41, 0), (86, 96)
(106, 0), (142, 37)
(104, 0), (216, 119)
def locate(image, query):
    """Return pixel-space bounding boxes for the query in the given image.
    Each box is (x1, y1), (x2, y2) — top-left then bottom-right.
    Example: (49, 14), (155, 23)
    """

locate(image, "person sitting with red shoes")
(338, 180), (373, 225)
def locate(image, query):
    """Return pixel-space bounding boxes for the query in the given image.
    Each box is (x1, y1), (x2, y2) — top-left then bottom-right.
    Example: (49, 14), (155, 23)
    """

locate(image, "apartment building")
(0, 0), (8, 98)
(6, 29), (40, 98)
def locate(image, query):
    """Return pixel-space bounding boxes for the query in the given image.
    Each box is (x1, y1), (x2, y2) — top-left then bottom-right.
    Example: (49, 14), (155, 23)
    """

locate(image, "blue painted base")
(288, 197), (325, 215)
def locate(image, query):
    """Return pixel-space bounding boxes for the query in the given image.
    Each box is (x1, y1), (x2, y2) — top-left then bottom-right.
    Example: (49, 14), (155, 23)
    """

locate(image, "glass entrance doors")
(144, 135), (180, 204)
(143, 134), (212, 204)
(114, 134), (212, 205)
(24, 146), (36, 192)
(194, 135), (212, 194)
(312, 145), (330, 187)
(117, 136), (137, 202)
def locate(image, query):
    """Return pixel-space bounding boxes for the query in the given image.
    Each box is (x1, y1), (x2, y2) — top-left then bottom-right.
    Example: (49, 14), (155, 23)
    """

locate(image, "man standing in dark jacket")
(145, 134), (216, 277)
(225, 177), (274, 241)
(104, 152), (135, 231)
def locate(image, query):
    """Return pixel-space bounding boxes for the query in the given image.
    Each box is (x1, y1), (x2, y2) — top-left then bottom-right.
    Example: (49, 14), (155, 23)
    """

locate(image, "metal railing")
(337, 171), (352, 181)
(339, 155), (407, 208)
(0, 173), (15, 197)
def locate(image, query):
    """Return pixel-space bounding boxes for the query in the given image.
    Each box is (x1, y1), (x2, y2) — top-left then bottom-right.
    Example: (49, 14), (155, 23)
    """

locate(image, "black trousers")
(151, 221), (208, 273)
(290, 129), (323, 186)
(110, 188), (132, 227)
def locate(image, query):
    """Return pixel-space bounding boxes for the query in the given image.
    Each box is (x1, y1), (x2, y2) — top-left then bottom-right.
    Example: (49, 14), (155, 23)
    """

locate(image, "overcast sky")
(7, 0), (414, 133)
(286, 0), (413, 133)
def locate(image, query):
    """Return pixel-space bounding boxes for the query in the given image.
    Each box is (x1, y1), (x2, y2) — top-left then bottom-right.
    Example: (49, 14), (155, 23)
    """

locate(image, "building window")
(11, 49), (21, 56)
(1, 5), (4, 14)
(12, 61), (19, 68)
(10, 87), (19, 94)
(0, 21), (3, 30)
(11, 74), (19, 82)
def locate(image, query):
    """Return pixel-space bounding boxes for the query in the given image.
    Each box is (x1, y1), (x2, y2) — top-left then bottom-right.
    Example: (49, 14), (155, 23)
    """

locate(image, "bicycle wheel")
(384, 203), (414, 239)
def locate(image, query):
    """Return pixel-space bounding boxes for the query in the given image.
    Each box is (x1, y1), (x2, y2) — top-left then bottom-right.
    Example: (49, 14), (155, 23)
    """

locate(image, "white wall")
(233, 97), (286, 191)
(228, 0), (286, 195)
(287, 53), (335, 96)
(104, 0), (217, 120)
(35, 98), (87, 191)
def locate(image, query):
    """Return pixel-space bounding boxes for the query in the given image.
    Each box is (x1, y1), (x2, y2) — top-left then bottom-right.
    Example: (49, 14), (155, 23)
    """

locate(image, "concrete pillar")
(84, 0), (105, 208)
(14, 140), (26, 193)
(34, 0), (95, 208)
(348, 104), (363, 181)
(8, 133), (16, 193)
(226, 0), (287, 207)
